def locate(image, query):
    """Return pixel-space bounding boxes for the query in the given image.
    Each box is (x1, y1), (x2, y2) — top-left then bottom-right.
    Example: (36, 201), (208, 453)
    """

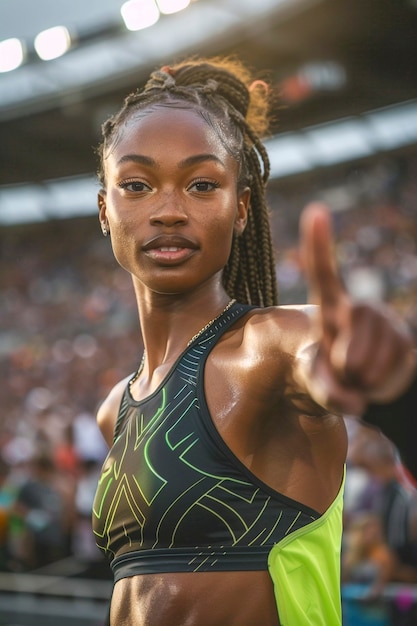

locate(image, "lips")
(142, 235), (198, 264)
(142, 235), (198, 252)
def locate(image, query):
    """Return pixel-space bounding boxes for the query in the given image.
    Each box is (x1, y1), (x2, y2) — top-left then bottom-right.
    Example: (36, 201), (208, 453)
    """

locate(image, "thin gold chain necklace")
(129, 298), (236, 390)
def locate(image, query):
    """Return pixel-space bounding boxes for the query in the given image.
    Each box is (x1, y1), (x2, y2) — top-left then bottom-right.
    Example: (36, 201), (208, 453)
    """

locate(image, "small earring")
(101, 223), (109, 237)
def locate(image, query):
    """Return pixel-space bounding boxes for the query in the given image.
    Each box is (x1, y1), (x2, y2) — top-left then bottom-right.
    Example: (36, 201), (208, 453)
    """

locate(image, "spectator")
(343, 511), (396, 598)
(342, 512), (395, 626)
(11, 451), (68, 569)
(349, 425), (417, 583)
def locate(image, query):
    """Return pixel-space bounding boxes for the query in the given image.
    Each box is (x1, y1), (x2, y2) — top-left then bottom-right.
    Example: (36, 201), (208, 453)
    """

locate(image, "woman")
(92, 57), (416, 625)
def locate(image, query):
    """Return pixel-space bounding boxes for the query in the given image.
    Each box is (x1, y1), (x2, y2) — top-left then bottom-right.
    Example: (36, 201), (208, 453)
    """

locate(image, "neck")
(129, 291), (235, 394)
(129, 297), (235, 390)
(134, 286), (233, 364)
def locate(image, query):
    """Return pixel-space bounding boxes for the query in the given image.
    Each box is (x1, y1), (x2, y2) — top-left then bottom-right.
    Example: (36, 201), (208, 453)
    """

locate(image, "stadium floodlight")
(157, 0), (190, 14)
(34, 26), (71, 61)
(0, 38), (25, 72)
(121, 0), (160, 31)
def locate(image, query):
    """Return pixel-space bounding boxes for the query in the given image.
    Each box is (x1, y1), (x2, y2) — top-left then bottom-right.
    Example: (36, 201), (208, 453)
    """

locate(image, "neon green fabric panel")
(268, 470), (345, 626)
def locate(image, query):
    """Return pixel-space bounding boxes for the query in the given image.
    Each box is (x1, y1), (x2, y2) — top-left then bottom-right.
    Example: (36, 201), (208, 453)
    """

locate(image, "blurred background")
(1, 0), (417, 624)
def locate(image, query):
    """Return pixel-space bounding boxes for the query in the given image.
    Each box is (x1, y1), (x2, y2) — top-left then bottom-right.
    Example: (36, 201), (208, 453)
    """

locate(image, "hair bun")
(173, 62), (251, 119)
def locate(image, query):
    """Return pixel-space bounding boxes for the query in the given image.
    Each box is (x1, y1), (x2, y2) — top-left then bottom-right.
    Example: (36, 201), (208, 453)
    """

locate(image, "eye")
(118, 180), (151, 192)
(188, 179), (220, 193)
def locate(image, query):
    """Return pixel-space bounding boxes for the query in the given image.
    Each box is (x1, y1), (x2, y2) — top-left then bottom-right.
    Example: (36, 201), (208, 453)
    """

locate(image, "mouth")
(142, 236), (198, 265)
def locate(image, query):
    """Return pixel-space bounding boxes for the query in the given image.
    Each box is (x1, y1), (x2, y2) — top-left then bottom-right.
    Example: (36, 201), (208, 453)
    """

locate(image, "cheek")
(210, 211), (236, 249)
(107, 217), (140, 273)
(106, 197), (141, 242)
(109, 237), (132, 275)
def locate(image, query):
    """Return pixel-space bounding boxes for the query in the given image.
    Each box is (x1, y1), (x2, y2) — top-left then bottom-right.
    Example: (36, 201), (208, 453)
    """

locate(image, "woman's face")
(99, 106), (249, 297)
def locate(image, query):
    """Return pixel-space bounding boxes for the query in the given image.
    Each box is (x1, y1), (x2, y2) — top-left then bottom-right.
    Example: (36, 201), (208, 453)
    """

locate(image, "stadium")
(1, 1), (417, 624)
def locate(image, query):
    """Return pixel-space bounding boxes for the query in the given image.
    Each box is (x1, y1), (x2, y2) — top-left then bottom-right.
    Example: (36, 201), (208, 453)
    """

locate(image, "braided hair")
(97, 56), (278, 306)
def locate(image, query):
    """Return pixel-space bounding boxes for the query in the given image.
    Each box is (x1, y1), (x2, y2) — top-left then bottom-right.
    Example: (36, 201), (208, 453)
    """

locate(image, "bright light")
(157, 0), (190, 14)
(34, 26), (71, 61)
(0, 38), (25, 72)
(121, 0), (160, 31)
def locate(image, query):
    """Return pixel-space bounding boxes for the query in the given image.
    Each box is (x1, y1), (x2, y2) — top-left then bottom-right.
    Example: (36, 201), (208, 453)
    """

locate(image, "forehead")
(106, 105), (232, 165)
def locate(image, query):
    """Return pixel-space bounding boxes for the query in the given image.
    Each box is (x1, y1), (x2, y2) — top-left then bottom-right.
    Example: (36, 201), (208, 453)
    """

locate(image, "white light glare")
(121, 0), (160, 31)
(157, 0), (190, 14)
(0, 38), (25, 72)
(34, 26), (71, 61)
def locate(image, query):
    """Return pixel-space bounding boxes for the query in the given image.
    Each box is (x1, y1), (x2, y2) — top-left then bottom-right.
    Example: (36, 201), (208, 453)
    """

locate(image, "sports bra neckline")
(126, 301), (252, 407)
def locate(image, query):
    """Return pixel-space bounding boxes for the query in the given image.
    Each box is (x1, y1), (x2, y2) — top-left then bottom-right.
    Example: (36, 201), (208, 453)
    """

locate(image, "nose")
(149, 192), (188, 227)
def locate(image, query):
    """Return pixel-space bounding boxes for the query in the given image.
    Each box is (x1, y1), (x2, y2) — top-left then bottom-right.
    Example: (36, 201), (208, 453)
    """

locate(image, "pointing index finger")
(300, 202), (345, 309)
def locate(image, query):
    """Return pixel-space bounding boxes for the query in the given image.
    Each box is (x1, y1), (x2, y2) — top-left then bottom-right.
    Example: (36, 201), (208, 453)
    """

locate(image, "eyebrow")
(116, 154), (155, 167)
(116, 153), (224, 169)
(178, 154), (225, 169)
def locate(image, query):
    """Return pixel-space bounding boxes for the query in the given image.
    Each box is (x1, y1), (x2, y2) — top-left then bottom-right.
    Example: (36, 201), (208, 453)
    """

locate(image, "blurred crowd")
(0, 217), (141, 577)
(1, 151), (417, 620)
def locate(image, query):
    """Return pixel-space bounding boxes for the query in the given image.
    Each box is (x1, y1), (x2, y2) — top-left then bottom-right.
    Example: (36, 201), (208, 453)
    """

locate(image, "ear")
(234, 187), (250, 236)
(98, 191), (109, 235)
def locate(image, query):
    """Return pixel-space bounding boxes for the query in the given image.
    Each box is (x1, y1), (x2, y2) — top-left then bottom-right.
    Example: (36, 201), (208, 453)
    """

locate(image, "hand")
(299, 202), (417, 415)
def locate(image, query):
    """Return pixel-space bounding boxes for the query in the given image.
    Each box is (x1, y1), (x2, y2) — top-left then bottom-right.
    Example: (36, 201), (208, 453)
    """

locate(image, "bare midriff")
(110, 570), (280, 626)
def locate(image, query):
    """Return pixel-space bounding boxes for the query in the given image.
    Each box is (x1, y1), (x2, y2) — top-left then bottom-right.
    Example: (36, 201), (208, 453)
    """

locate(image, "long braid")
(97, 56), (279, 306)
(221, 106), (276, 306)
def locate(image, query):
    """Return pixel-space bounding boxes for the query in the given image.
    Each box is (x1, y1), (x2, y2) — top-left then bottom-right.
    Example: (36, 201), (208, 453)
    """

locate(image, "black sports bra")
(92, 302), (320, 582)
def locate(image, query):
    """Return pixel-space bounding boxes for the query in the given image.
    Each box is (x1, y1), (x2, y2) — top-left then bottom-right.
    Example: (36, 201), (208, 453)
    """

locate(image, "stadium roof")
(1, 0), (417, 223)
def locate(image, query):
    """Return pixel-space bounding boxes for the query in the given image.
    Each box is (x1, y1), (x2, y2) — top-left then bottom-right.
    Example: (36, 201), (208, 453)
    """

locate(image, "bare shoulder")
(214, 304), (318, 401)
(243, 303), (317, 329)
(232, 304), (327, 414)
(96, 375), (131, 447)
(240, 303), (317, 355)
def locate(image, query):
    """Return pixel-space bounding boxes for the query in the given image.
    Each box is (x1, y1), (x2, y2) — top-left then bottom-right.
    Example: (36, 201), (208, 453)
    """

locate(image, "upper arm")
(96, 375), (131, 447)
